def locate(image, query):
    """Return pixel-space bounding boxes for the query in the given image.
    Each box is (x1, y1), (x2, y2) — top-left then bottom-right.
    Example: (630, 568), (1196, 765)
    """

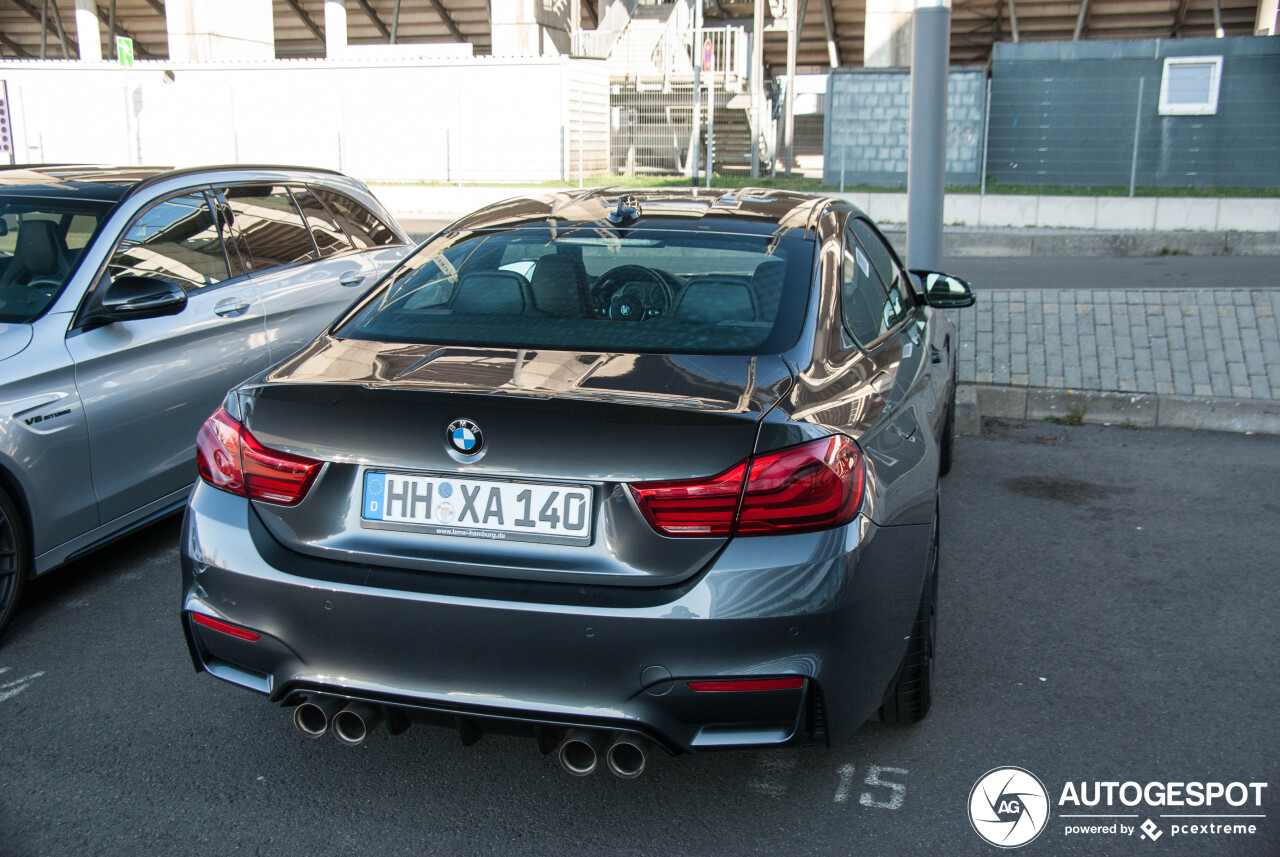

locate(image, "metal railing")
(573, 0), (639, 58)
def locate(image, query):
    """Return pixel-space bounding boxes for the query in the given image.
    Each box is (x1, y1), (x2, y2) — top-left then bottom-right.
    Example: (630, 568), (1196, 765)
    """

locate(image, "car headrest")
(529, 255), (586, 318)
(676, 280), (757, 325)
(451, 270), (528, 315)
(751, 258), (787, 320)
(13, 219), (68, 277)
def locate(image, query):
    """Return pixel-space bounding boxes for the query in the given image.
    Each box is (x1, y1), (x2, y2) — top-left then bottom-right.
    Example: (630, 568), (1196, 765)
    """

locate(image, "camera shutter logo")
(969, 767), (1051, 848)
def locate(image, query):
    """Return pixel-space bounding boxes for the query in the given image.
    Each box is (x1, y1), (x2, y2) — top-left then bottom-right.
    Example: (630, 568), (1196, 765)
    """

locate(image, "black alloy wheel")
(0, 488), (28, 642)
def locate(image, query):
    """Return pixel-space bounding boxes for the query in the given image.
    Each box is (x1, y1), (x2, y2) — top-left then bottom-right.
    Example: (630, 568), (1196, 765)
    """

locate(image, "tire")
(938, 376), (956, 477)
(879, 507), (937, 724)
(0, 487), (29, 642)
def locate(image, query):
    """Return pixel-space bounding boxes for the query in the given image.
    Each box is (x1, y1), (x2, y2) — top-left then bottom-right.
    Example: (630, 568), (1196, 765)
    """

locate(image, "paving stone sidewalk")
(952, 288), (1280, 402)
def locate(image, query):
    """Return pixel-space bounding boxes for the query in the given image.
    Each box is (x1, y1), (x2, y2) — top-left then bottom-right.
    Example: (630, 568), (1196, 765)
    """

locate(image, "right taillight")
(196, 407), (322, 506)
(629, 435), (864, 538)
(736, 435), (863, 535)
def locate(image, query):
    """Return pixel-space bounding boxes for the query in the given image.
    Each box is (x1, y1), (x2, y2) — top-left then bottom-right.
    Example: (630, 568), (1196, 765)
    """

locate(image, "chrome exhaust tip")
(605, 736), (650, 779)
(332, 701), (384, 747)
(556, 730), (607, 776)
(292, 696), (345, 739)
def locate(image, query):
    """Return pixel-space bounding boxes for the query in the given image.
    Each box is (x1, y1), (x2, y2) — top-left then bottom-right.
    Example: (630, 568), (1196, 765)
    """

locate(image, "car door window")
(841, 227), (894, 347)
(222, 185), (318, 272)
(290, 186), (354, 259)
(849, 219), (910, 329)
(107, 191), (230, 293)
(310, 187), (399, 249)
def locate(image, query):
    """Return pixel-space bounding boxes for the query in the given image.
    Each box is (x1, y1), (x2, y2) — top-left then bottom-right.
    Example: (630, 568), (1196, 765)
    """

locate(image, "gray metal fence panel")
(823, 68), (986, 189)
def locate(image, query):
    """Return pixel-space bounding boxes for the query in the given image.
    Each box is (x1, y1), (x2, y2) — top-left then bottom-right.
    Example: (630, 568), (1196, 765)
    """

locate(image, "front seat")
(450, 270), (532, 315)
(529, 255), (589, 318)
(0, 220), (70, 287)
(675, 279), (757, 325)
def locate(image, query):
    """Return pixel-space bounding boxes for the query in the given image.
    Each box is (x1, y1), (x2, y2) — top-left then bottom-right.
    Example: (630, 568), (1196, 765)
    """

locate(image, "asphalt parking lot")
(1, 420), (1277, 857)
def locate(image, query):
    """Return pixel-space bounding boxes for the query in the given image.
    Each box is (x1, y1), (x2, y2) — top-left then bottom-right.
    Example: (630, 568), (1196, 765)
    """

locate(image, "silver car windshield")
(338, 227), (815, 355)
(0, 196), (109, 323)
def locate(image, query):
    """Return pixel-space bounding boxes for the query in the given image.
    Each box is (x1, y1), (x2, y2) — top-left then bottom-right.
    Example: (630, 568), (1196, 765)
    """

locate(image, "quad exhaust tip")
(605, 737), (649, 779)
(332, 701), (384, 747)
(556, 731), (650, 778)
(556, 730), (607, 776)
(292, 695), (345, 739)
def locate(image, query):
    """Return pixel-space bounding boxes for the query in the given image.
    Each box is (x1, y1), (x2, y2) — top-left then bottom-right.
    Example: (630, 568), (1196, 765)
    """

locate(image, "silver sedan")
(0, 165), (412, 638)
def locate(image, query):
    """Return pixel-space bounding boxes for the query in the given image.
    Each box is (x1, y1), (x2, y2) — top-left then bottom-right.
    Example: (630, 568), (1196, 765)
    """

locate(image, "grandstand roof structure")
(0, 0), (1269, 68)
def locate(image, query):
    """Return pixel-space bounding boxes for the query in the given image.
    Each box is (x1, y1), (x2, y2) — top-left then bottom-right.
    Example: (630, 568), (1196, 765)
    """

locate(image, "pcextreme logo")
(969, 768), (1269, 849)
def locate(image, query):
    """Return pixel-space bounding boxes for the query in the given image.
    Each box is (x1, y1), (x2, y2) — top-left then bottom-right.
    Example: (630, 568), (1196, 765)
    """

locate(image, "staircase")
(579, 0), (765, 176)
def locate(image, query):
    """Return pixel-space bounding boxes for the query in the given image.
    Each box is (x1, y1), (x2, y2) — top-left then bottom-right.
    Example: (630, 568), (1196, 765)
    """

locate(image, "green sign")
(116, 36), (134, 66)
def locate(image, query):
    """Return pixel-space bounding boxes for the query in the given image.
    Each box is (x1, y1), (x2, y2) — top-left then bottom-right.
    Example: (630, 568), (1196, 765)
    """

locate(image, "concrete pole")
(784, 0), (797, 176)
(74, 0), (103, 61)
(690, 0), (703, 183)
(324, 0), (347, 57)
(750, 0), (764, 177)
(905, 0), (950, 272)
(1256, 0), (1278, 34)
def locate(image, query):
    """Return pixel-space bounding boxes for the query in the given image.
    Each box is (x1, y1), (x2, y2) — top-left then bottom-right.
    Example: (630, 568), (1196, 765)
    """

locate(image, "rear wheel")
(0, 488), (29, 642)
(879, 506), (937, 724)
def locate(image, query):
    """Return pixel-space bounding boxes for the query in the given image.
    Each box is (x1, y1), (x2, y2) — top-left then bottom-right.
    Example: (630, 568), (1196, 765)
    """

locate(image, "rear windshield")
(0, 196), (111, 323)
(337, 227), (814, 355)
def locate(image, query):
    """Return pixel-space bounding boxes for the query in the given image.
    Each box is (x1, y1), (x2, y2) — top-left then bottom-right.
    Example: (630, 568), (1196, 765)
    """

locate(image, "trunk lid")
(241, 337), (793, 588)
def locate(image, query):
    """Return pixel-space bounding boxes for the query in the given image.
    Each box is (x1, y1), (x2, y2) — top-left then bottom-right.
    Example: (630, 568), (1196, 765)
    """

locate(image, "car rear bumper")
(180, 483), (931, 753)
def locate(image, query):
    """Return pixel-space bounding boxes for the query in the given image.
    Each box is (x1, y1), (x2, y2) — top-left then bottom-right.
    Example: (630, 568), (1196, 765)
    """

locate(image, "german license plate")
(360, 471), (593, 544)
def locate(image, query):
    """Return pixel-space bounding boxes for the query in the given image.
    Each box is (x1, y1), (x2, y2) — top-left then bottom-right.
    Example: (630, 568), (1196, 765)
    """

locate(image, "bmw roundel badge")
(446, 419), (483, 455)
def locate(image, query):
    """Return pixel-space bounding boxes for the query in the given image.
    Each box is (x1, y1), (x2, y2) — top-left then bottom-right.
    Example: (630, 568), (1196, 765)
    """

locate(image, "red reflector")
(688, 677), (805, 692)
(191, 612), (261, 642)
(628, 436), (864, 538)
(196, 407), (322, 506)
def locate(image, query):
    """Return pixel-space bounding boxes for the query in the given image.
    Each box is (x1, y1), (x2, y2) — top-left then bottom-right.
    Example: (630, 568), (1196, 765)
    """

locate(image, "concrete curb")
(956, 384), (1280, 435)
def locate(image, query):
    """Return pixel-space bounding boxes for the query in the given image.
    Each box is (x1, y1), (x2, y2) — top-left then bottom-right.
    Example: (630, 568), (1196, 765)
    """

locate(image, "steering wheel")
(590, 265), (675, 321)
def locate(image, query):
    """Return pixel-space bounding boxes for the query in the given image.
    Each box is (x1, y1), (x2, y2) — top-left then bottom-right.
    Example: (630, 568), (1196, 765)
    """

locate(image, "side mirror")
(84, 275), (188, 326)
(913, 270), (976, 308)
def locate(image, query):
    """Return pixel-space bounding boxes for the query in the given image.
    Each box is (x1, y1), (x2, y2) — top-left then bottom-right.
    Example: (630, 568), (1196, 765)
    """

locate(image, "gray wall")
(987, 37), (1280, 191)
(824, 68), (986, 188)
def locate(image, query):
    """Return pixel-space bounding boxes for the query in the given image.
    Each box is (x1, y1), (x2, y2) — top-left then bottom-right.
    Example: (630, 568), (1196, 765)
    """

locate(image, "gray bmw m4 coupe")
(180, 188), (975, 777)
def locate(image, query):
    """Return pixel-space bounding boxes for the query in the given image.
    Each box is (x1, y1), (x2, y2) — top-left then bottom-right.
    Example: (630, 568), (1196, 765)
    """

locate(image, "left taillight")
(196, 407), (322, 506)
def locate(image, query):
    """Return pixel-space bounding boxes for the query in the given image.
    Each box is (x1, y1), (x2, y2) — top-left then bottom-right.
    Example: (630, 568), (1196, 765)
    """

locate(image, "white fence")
(0, 56), (610, 183)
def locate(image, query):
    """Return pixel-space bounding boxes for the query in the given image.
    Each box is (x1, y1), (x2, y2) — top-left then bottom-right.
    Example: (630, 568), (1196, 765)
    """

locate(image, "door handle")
(338, 270), (366, 287)
(870, 371), (894, 398)
(213, 298), (251, 317)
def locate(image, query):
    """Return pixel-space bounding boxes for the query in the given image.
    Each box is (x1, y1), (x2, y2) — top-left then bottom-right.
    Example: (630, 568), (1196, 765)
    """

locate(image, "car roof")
(447, 187), (842, 239)
(0, 166), (172, 202)
(0, 164), (347, 204)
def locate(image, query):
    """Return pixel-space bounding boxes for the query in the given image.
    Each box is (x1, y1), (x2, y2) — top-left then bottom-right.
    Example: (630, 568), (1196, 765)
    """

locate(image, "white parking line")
(834, 763), (857, 803)
(0, 670), (46, 703)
